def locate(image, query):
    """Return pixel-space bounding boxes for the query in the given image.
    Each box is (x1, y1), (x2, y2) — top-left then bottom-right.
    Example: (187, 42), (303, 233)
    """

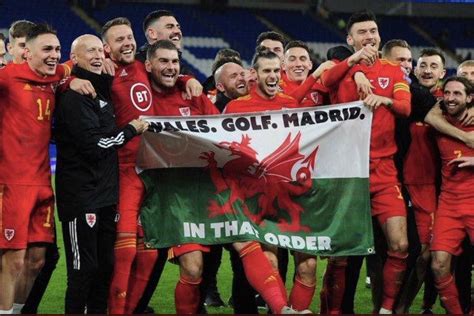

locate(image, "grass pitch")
(36, 215), (444, 314)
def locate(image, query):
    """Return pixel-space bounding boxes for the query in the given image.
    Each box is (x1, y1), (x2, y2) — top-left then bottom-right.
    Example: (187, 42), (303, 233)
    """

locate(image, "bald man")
(55, 34), (148, 313)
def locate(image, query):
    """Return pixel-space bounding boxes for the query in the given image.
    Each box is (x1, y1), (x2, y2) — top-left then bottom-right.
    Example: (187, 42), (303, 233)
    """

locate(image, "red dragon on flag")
(200, 132), (318, 232)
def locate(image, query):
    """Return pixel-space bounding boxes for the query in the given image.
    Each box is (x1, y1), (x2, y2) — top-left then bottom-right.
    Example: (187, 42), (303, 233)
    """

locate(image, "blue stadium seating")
(414, 16), (474, 49)
(1, 1), (469, 78)
(258, 9), (343, 43)
(89, 2), (271, 80)
(1, 0), (96, 61)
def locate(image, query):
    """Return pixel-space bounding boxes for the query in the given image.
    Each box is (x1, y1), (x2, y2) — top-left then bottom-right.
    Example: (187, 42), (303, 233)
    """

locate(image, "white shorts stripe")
(69, 219), (81, 270)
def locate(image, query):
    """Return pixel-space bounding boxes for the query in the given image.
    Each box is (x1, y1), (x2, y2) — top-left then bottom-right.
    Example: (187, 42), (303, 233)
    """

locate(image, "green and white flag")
(137, 101), (374, 256)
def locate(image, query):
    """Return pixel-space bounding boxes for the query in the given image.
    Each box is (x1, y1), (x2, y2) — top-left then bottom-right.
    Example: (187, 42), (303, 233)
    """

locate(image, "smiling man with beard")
(319, 10), (412, 314)
(101, 17), (201, 315)
(146, 39), (219, 314)
(430, 76), (474, 314)
(224, 49), (299, 114)
(147, 40), (218, 117)
(147, 41), (304, 315)
(101, 17), (160, 314)
(136, 10), (194, 76)
(213, 60), (248, 111)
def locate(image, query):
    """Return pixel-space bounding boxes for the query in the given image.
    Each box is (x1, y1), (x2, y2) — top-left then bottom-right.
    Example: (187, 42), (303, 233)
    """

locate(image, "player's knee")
(27, 256), (46, 275)
(389, 239), (408, 253)
(180, 256), (203, 280)
(6, 256), (25, 277)
(296, 257), (317, 283)
(431, 255), (449, 277)
(181, 264), (202, 281)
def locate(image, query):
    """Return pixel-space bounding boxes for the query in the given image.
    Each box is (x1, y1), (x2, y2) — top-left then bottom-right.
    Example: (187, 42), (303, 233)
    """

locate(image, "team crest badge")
(179, 107), (191, 117)
(4, 229), (14, 241)
(310, 92), (319, 104)
(378, 77), (390, 89)
(85, 213), (97, 228)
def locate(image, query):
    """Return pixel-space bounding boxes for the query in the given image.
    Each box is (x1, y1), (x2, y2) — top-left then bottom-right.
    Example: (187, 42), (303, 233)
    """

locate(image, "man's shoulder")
(276, 92), (298, 105)
(1, 63), (22, 77)
(231, 94), (252, 103)
(276, 92), (296, 100)
(379, 59), (404, 75)
(58, 89), (93, 109)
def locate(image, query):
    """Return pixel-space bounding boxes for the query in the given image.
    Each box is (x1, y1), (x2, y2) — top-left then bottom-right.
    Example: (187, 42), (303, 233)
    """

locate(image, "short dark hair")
(143, 10), (175, 34)
(212, 56), (243, 75)
(284, 40), (310, 54)
(346, 10), (377, 34)
(252, 48), (280, 70)
(26, 23), (56, 43)
(146, 39), (178, 61)
(9, 20), (35, 42)
(443, 76), (474, 96)
(101, 17), (132, 41)
(256, 31), (285, 47)
(215, 48), (241, 62)
(419, 48), (446, 67)
(326, 45), (353, 61)
(211, 48), (241, 74)
(382, 39), (411, 58)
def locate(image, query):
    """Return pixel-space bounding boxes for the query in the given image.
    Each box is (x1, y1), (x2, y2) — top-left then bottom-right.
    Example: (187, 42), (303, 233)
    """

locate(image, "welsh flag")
(137, 101), (374, 256)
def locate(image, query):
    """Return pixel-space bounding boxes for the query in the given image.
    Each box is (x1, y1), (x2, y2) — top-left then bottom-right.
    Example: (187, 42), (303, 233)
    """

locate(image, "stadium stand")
(0, 0), (95, 61)
(1, 1), (473, 80)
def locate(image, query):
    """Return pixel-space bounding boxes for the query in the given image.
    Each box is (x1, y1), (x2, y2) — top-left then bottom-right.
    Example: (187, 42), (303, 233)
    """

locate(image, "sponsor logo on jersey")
(115, 213), (120, 223)
(99, 100), (108, 108)
(378, 77), (390, 89)
(85, 213), (97, 228)
(120, 69), (128, 77)
(23, 84), (32, 91)
(179, 107), (191, 116)
(4, 229), (14, 241)
(130, 83), (152, 112)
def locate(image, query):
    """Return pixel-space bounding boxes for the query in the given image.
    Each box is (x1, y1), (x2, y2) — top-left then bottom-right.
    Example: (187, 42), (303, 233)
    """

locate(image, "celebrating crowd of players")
(0, 7), (473, 315)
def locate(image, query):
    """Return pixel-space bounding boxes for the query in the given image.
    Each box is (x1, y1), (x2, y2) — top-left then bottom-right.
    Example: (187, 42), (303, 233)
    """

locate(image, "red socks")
(239, 242), (287, 313)
(274, 268), (288, 301)
(434, 274), (463, 314)
(381, 251), (408, 310)
(124, 242), (158, 314)
(108, 236), (137, 314)
(320, 258), (347, 314)
(175, 275), (201, 314)
(289, 276), (315, 311)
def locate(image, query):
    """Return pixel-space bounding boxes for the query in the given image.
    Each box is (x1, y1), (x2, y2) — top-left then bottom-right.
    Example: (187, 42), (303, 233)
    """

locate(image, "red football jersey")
(321, 58), (362, 104)
(0, 63), (66, 185)
(111, 61), (155, 165)
(224, 89), (299, 114)
(279, 71), (329, 107)
(153, 86), (219, 116)
(334, 59), (411, 159)
(436, 116), (474, 210)
(403, 87), (443, 185)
